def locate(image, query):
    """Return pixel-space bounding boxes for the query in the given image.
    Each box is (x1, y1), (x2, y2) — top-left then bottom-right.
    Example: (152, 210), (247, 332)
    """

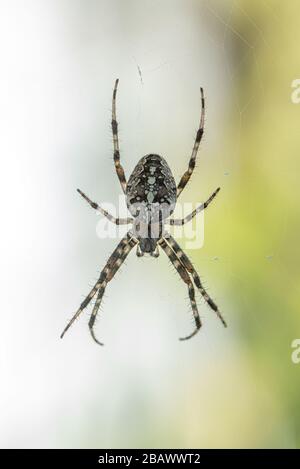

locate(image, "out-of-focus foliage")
(192, 0), (300, 447)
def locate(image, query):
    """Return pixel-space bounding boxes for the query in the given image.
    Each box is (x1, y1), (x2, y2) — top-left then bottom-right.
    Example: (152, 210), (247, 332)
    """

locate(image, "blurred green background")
(205, 0), (300, 447)
(0, 0), (299, 449)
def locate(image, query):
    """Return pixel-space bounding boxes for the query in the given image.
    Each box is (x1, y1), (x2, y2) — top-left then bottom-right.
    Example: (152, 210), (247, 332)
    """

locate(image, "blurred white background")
(0, 0), (239, 448)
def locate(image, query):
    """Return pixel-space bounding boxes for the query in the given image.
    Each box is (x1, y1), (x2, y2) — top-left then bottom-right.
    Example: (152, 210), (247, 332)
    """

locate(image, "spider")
(61, 79), (227, 345)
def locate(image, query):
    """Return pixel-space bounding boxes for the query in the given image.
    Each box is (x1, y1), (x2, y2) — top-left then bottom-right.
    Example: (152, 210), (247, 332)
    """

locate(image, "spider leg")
(60, 282), (100, 340)
(60, 233), (136, 342)
(77, 189), (133, 225)
(177, 87), (205, 198)
(166, 234), (227, 327)
(88, 234), (137, 345)
(112, 79), (127, 194)
(167, 187), (220, 226)
(158, 237), (202, 341)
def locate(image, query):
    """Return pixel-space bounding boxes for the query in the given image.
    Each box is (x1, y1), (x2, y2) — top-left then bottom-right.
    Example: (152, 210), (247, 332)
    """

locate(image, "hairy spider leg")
(177, 87), (205, 197)
(159, 237), (202, 340)
(61, 233), (137, 341)
(166, 234), (227, 327)
(112, 79), (127, 194)
(77, 188), (133, 225)
(168, 187), (220, 226)
(88, 234), (137, 345)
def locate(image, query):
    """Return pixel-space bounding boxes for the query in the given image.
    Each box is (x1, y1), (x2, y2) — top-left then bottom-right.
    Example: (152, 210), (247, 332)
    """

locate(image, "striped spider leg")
(77, 188), (133, 225)
(159, 233), (226, 340)
(112, 78), (127, 194)
(167, 187), (220, 226)
(61, 233), (137, 345)
(176, 87), (205, 197)
(158, 236), (201, 340)
(164, 234), (227, 330)
(89, 234), (137, 345)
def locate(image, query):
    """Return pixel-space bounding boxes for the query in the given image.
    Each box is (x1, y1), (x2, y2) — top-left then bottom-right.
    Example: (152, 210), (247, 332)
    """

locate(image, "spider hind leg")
(88, 234), (137, 345)
(159, 237), (202, 340)
(167, 234), (227, 327)
(61, 233), (137, 345)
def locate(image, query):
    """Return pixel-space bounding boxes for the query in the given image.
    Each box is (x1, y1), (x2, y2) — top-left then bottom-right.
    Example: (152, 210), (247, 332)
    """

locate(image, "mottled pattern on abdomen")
(126, 154), (177, 220)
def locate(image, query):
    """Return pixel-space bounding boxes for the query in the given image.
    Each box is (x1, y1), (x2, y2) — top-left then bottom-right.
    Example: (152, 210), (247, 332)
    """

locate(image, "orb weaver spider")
(61, 79), (227, 345)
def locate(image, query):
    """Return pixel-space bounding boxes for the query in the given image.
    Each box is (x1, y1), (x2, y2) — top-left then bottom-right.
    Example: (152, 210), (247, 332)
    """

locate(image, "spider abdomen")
(126, 154), (177, 222)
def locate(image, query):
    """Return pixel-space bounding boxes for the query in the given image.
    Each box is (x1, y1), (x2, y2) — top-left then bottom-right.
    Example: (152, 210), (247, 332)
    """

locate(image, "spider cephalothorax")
(61, 79), (227, 345)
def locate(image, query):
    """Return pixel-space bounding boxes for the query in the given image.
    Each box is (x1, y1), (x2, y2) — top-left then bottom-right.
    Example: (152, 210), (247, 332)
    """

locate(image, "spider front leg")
(159, 237), (202, 340)
(177, 87), (205, 197)
(112, 79), (127, 194)
(77, 189), (133, 225)
(166, 234), (227, 327)
(167, 187), (220, 226)
(61, 233), (137, 343)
